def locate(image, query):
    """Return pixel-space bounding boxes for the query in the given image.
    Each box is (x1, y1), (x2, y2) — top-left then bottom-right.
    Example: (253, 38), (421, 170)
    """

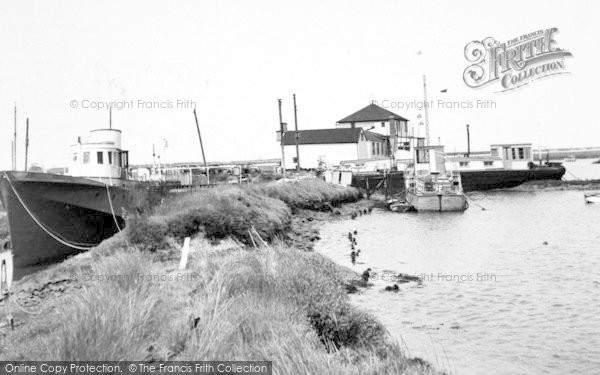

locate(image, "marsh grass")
(2, 246), (440, 374)
(1, 179), (440, 374)
(249, 178), (362, 210)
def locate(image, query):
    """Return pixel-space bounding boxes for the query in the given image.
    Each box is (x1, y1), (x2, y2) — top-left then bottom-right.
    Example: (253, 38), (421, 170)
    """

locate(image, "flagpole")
(422, 74), (430, 146)
(13, 104), (17, 170)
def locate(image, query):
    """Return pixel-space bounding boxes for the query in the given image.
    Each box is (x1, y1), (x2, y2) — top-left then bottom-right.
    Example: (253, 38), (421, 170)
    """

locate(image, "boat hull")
(406, 191), (468, 212)
(459, 170), (530, 192)
(0, 171), (144, 279)
(527, 163), (566, 181)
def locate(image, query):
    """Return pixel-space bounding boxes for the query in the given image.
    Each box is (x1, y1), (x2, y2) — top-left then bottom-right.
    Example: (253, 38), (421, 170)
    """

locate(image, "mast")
(466, 124), (470, 157)
(109, 107), (112, 129)
(537, 122), (542, 165)
(192, 108), (208, 183)
(422, 75), (431, 146)
(278, 99), (286, 179)
(293, 94), (300, 172)
(24, 118), (29, 172)
(13, 104), (17, 170)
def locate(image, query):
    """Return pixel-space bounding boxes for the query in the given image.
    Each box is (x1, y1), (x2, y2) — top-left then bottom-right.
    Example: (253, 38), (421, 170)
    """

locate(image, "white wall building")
(281, 127), (388, 169)
(279, 103), (420, 170)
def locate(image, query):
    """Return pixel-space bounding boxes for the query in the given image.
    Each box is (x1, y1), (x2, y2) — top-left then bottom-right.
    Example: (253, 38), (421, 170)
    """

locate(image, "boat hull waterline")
(405, 191), (468, 212)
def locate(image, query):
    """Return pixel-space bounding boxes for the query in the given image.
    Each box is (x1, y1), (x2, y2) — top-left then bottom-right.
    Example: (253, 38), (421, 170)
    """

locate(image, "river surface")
(316, 161), (600, 375)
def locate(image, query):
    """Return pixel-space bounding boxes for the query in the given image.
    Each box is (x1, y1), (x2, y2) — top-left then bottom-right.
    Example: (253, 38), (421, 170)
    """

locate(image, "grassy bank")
(0, 179), (439, 374)
(2, 244), (437, 374)
(127, 178), (362, 251)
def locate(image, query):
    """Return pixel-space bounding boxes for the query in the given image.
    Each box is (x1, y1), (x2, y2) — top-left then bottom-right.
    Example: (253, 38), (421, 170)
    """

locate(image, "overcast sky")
(1, 0), (597, 169)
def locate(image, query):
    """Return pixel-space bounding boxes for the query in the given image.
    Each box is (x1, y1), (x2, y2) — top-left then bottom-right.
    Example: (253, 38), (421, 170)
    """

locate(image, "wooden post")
(466, 124), (471, 157)
(193, 109), (209, 184)
(278, 99), (286, 179)
(13, 105), (16, 170)
(24, 118), (29, 172)
(293, 94), (300, 172)
(179, 237), (191, 270)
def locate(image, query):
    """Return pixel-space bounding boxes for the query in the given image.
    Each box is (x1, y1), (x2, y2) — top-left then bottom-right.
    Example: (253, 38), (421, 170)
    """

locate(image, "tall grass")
(249, 178), (362, 210)
(2, 246), (439, 374)
(126, 186), (292, 250)
(125, 179), (360, 250)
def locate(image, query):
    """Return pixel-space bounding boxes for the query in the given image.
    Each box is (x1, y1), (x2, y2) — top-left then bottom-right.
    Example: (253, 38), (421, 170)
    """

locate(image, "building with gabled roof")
(337, 103), (409, 124)
(278, 102), (421, 170)
(280, 127), (389, 169)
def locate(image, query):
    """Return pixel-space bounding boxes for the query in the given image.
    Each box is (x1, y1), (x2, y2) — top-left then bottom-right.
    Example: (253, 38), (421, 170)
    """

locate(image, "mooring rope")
(1, 172), (95, 251)
(105, 174), (122, 232)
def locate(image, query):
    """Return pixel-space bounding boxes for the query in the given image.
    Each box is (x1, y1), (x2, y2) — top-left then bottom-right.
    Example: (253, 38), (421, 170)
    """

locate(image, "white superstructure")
(67, 129), (129, 184)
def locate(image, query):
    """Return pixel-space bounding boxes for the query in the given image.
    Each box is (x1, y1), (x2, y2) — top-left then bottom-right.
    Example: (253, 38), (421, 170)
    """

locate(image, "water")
(315, 162), (600, 374)
(557, 158), (600, 181)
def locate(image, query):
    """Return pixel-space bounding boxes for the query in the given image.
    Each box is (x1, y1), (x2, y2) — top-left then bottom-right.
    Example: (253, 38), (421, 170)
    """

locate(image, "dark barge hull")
(349, 164), (566, 194)
(0, 171), (145, 279)
(459, 170), (531, 192)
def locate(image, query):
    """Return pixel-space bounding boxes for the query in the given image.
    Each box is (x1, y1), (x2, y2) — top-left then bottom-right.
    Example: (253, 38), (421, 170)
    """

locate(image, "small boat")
(584, 192), (600, 203)
(405, 146), (468, 212)
(564, 155), (577, 162)
(386, 199), (414, 212)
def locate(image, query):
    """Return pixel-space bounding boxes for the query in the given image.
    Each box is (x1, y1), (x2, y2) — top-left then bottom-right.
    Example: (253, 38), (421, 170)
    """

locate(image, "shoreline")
(0, 180), (441, 374)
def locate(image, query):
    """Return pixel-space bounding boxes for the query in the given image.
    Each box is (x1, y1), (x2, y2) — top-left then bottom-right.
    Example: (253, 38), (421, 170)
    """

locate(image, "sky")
(0, 0), (598, 169)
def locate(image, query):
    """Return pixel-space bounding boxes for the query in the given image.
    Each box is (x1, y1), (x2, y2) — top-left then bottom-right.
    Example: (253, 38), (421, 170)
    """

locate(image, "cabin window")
(491, 148), (499, 156)
(459, 161), (469, 167)
(511, 148), (517, 160)
(518, 148), (524, 159)
(83, 152), (90, 164)
(108, 152), (113, 165)
(484, 161), (493, 166)
(97, 151), (104, 164)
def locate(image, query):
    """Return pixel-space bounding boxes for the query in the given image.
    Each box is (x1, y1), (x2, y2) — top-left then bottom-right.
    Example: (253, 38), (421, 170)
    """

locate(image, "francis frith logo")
(463, 27), (573, 92)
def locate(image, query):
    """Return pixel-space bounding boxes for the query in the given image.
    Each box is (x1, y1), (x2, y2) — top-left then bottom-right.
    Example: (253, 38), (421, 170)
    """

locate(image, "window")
(372, 142), (375, 155)
(72, 153), (77, 162)
(511, 148), (517, 160)
(491, 148), (499, 157)
(459, 161), (469, 167)
(484, 161), (493, 166)
(518, 148), (524, 159)
(97, 151), (104, 164)
(108, 152), (113, 165)
(83, 152), (90, 164)
(381, 122), (385, 128)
